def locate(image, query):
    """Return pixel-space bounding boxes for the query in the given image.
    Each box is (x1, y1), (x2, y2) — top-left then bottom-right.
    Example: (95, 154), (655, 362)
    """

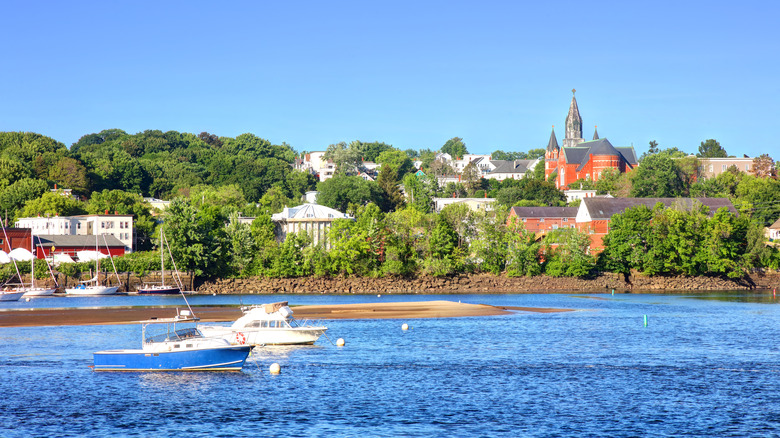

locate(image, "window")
(746, 164), (751, 171)
(709, 164), (714, 172)
(539, 218), (545, 223)
(722, 164), (727, 171)
(563, 218), (568, 222)
(77, 223), (81, 229)
(120, 222), (124, 229)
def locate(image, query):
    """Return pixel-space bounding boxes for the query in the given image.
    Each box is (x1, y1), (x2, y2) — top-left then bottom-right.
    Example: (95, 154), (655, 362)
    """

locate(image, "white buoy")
(377, 294), (381, 297)
(25, 298), (31, 302)
(269, 363), (281, 374)
(402, 323), (409, 330)
(336, 338), (345, 347)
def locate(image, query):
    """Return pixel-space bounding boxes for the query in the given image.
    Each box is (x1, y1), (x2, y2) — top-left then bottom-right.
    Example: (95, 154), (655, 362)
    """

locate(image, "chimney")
(105, 209), (108, 214)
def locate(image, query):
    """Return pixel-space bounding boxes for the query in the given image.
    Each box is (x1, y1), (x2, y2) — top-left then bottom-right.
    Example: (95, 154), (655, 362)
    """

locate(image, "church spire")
(546, 125), (559, 152)
(592, 125), (599, 140)
(564, 89), (584, 147)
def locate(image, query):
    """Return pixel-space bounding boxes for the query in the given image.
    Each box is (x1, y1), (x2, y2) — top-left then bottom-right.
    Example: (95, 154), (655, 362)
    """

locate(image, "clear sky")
(2, 1), (778, 159)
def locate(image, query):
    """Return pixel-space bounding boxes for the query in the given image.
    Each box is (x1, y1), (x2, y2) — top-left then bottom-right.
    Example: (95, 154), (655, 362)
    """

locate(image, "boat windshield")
(145, 327), (203, 343)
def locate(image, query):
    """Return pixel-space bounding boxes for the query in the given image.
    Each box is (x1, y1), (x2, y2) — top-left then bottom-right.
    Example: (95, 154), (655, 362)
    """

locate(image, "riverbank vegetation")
(1, 131), (779, 282)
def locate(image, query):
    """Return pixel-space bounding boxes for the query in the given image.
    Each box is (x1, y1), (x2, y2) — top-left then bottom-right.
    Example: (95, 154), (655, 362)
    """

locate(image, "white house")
(16, 214), (135, 253)
(271, 203), (352, 248)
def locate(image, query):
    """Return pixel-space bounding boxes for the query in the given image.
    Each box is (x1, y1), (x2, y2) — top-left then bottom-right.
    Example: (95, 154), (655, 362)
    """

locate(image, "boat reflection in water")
(201, 301), (328, 346)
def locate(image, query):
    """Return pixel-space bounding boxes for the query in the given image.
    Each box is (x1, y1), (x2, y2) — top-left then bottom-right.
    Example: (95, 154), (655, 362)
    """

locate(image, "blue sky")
(2, 1), (778, 158)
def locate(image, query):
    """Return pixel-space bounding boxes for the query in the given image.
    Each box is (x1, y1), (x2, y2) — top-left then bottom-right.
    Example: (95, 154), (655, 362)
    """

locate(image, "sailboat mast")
(160, 228), (165, 286)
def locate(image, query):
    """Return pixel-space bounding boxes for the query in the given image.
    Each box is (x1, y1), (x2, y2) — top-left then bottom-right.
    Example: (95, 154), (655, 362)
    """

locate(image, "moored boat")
(137, 228), (182, 295)
(65, 235), (121, 296)
(93, 309), (252, 372)
(200, 301), (328, 346)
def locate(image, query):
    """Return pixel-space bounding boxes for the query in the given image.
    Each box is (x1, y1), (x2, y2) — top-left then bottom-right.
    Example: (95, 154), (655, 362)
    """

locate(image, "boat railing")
(145, 327), (202, 344)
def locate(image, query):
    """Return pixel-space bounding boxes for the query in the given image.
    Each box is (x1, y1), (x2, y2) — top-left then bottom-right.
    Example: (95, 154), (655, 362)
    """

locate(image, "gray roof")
(35, 234), (126, 248)
(557, 138), (639, 171)
(509, 206), (578, 218)
(581, 197), (737, 220)
(546, 127), (559, 152)
(490, 160), (535, 174)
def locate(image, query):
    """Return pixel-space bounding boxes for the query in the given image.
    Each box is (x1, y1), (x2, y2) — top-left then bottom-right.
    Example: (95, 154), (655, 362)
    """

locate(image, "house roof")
(509, 206), (578, 219)
(491, 160), (536, 174)
(35, 234), (126, 248)
(580, 197), (737, 220)
(271, 203), (350, 221)
(769, 217), (780, 230)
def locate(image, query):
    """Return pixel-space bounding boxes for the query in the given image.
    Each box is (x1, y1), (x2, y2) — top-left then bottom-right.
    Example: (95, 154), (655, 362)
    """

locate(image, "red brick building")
(507, 207), (578, 234)
(544, 90), (638, 189)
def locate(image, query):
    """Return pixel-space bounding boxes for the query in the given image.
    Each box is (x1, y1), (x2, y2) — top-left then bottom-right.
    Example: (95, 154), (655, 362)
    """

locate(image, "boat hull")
(93, 345), (252, 371)
(23, 287), (57, 297)
(65, 286), (119, 295)
(0, 291), (26, 301)
(136, 286), (181, 295)
(201, 326), (328, 346)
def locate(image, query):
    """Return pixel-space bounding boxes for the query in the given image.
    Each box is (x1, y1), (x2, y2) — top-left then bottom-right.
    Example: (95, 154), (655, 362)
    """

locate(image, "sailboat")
(0, 226), (26, 302)
(22, 233), (58, 297)
(137, 228), (182, 295)
(65, 235), (121, 295)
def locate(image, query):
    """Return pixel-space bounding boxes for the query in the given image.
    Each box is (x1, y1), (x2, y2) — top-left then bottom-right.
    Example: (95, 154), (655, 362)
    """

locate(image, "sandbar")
(0, 300), (573, 327)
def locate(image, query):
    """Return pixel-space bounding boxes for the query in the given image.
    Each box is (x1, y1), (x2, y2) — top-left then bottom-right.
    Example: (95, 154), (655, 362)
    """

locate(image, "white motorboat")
(201, 301), (328, 346)
(65, 235), (122, 296)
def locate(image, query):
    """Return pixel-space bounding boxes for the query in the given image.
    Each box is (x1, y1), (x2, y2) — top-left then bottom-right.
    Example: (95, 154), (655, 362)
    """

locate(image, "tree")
(505, 221), (542, 277)
(0, 158), (31, 189)
(440, 137), (468, 159)
(323, 142), (361, 176)
(225, 212), (256, 276)
(598, 205), (654, 274)
(0, 178), (48, 221)
(461, 162), (481, 193)
(376, 149), (414, 177)
(697, 139), (728, 158)
(163, 198), (227, 285)
(402, 172), (437, 213)
(752, 154), (777, 179)
(376, 165), (404, 212)
(48, 157), (90, 194)
(542, 228), (596, 277)
(19, 191), (86, 218)
(317, 175), (386, 213)
(630, 154), (684, 198)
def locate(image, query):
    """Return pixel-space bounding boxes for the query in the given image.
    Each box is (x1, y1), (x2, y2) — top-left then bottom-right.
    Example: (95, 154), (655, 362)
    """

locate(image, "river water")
(3, 292), (780, 437)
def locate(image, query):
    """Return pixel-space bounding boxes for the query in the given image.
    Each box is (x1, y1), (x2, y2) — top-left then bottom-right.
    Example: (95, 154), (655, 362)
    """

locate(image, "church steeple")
(563, 89), (584, 147)
(592, 125), (599, 140)
(546, 125), (559, 152)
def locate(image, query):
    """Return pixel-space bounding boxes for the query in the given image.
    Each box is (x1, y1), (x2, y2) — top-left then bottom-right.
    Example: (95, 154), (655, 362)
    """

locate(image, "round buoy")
(336, 338), (345, 347)
(377, 294), (381, 298)
(269, 363), (281, 374)
(402, 323), (409, 330)
(25, 298), (31, 302)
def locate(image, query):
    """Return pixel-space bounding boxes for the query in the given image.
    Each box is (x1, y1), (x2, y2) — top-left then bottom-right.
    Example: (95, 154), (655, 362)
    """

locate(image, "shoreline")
(0, 301), (573, 327)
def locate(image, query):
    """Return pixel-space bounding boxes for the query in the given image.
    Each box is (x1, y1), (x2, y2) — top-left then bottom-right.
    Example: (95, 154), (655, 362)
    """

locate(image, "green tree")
(48, 157), (90, 194)
(599, 205), (654, 274)
(0, 158), (31, 189)
(20, 191), (86, 218)
(440, 137), (468, 159)
(376, 149), (414, 177)
(630, 154), (684, 197)
(376, 165), (404, 212)
(542, 228), (596, 277)
(697, 139), (728, 158)
(163, 198), (227, 284)
(225, 212), (256, 276)
(317, 175), (386, 213)
(402, 172), (437, 214)
(0, 178), (48, 221)
(505, 221), (542, 277)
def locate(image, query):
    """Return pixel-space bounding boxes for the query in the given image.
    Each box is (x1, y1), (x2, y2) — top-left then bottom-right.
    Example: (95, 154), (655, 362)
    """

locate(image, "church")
(544, 90), (638, 189)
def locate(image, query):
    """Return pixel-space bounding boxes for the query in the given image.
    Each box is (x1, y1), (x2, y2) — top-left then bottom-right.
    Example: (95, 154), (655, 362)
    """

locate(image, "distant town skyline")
(2, 1), (777, 159)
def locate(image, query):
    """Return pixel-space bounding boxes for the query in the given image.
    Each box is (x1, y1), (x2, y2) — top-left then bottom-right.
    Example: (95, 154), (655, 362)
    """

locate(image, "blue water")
(3, 292), (780, 437)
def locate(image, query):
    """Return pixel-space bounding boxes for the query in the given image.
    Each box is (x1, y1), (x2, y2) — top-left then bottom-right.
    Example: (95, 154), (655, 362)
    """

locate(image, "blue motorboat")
(93, 310), (252, 372)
